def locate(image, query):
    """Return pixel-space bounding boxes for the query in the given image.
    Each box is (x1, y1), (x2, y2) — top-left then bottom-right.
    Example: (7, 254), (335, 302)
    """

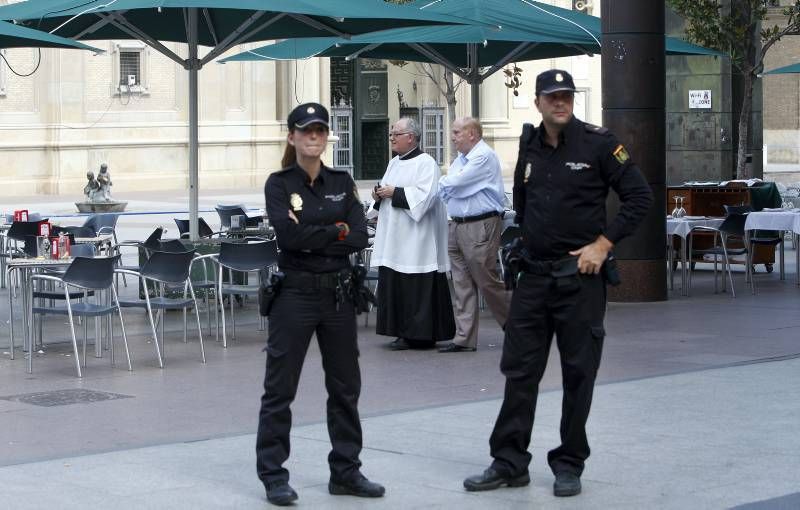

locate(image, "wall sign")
(689, 90), (712, 109)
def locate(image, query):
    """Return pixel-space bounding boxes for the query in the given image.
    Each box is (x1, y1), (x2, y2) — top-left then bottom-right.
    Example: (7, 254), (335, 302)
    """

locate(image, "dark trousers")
(256, 287), (362, 486)
(489, 272), (606, 477)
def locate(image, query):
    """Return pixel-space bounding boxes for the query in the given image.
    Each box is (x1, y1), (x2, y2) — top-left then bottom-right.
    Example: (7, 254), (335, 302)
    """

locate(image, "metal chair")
(215, 204), (260, 230)
(723, 204), (786, 292)
(29, 255), (130, 378)
(84, 213), (120, 242)
(117, 249), (205, 366)
(7, 220), (49, 257)
(174, 217), (222, 239)
(112, 227), (165, 286)
(216, 240), (278, 347)
(687, 213), (749, 297)
(354, 247), (379, 327)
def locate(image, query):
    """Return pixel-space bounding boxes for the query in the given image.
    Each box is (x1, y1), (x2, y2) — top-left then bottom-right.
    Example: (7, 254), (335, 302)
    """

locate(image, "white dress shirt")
(438, 139), (506, 218)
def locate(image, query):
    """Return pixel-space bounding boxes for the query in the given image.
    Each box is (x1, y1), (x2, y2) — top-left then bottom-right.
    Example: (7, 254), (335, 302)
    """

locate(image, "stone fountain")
(75, 163), (127, 213)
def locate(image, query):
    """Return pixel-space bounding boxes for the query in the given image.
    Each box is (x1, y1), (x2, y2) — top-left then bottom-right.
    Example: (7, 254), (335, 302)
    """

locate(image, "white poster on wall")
(689, 90), (712, 109)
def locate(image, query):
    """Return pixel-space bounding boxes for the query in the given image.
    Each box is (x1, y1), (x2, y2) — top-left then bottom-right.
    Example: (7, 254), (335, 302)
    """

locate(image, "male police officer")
(464, 70), (653, 497)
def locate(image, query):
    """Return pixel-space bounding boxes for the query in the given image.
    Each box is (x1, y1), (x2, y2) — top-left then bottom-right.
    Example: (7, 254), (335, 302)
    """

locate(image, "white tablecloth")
(666, 217), (725, 239)
(744, 210), (800, 234)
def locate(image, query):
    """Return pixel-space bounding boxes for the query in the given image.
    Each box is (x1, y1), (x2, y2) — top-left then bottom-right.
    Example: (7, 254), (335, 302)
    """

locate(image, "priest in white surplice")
(371, 118), (455, 351)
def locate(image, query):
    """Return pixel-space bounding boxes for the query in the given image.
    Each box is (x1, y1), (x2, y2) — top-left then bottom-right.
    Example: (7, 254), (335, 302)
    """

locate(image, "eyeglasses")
(388, 131), (412, 138)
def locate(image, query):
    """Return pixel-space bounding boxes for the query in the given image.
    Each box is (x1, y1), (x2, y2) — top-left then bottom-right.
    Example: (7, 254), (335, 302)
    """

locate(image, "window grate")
(331, 107), (354, 175)
(422, 107), (445, 165)
(119, 51), (141, 86)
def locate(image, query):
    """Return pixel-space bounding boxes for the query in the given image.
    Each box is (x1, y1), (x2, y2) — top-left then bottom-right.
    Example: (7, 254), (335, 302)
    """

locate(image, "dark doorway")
(329, 57), (390, 180)
(360, 121), (389, 181)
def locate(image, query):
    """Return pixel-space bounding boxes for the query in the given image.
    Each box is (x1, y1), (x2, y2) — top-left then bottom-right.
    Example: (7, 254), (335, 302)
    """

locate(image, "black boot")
(463, 468), (530, 492)
(265, 481), (298, 506)
(553, 472), (581, 497)
(329, 474), (386, 498)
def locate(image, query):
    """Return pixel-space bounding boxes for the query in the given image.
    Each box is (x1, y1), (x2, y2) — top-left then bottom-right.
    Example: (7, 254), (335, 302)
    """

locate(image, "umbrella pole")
(470, 83), (480, 118)
(468, 43), (480, 118)
(188, 8), (200, 241)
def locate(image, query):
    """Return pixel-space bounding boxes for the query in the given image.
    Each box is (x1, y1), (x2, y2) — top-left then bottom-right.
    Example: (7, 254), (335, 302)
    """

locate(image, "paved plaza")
(1, 188), (799, 509)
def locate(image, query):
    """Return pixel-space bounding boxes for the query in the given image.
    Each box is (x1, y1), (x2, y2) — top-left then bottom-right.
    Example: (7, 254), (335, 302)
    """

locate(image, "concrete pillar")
(602, 0), (668, 302)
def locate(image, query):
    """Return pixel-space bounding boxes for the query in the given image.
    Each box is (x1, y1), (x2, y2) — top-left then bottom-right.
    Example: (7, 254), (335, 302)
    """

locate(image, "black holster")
(258, 270), (284, 317)
(501, 238), (525, 290)
(602, 253), (621, 286)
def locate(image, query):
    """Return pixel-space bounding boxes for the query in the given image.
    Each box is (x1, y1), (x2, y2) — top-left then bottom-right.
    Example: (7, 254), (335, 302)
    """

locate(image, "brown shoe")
(438, 342), (476, 353)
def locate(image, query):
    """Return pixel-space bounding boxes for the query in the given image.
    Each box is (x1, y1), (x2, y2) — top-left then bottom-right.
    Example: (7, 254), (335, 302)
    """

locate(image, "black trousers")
(489, 272), (606, 477)
(256, 287), (362, 486)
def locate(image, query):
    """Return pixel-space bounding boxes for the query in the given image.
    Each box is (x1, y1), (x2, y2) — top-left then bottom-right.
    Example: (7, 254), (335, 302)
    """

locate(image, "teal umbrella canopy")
(763, 63), (800, 75)
(0, 0), (484, 240)
(0, 20), (102, 50)
(221, 29), (721, 84)
(220, 0), (721, 82)
(0, 0), (487, 46)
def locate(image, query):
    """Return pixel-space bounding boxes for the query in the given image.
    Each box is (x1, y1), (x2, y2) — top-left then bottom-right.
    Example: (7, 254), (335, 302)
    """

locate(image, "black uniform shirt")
(264, 162), (368, 273)
(516, 116), (653, 260)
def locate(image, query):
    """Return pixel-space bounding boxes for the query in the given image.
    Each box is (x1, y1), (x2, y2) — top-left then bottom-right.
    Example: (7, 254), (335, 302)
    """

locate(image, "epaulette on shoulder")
(272, 167), (293, 175)
(584, 123), (609, 135)
(326, 166), (348, 173)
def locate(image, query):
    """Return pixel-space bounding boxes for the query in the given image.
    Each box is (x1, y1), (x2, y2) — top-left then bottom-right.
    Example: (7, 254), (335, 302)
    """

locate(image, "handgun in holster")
(501, 238), (525, 290)
(258, 270), (285, 317)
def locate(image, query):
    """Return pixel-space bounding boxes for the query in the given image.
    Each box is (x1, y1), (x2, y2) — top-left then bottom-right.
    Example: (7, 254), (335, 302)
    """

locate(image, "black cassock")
(376, 266), (455, 345)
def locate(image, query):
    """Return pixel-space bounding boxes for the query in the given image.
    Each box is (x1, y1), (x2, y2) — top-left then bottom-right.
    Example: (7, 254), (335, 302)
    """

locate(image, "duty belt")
(282, 270), (340, 290)
(519, 256), (577, 277)
(450, 210), (501, 224)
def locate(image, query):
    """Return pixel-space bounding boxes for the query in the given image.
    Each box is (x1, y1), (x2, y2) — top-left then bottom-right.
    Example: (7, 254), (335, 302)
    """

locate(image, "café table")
(666, 216), (725, 296)
(743, 209), (800, 285)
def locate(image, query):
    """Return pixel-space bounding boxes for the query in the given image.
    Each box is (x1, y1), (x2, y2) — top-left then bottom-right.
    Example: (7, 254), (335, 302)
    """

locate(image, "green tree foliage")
(667, 0), (800, 178)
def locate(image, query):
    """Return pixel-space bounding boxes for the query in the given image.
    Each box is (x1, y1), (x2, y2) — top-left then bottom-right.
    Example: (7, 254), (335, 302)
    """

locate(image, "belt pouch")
(551, 257), (581, 295)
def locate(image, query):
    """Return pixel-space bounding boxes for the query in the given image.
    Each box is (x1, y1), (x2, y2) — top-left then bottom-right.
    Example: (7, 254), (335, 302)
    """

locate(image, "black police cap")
(535, 69), (576, 96)
(287, 102), (330, 130)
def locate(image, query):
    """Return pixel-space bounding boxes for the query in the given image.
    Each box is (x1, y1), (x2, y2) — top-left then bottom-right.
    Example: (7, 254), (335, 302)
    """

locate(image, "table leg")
(95, 290), (102, 358)
(24, 268), (32, 374)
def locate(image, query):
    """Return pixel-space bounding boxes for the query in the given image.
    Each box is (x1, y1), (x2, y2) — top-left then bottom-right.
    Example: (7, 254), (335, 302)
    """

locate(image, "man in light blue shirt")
(438, 117), (511, 353)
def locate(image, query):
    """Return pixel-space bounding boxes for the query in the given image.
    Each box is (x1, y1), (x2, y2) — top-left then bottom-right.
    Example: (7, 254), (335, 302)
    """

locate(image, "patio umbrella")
(0, 0), (485, 239)
(762, 62), (800, 75)
(220, 0), (722, 116)
(0, 20), (101, 50)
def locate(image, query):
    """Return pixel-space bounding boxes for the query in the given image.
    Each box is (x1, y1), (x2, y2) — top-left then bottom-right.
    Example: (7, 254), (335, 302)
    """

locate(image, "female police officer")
(256, 103), (385, 506)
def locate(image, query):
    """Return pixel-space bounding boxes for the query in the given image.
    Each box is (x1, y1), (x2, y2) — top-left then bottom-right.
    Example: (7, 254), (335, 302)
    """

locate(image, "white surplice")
(371, 151), (450, 274)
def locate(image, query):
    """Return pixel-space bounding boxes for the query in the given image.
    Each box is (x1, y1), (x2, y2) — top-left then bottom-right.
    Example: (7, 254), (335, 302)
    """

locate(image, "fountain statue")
(75, 163), (128, 212)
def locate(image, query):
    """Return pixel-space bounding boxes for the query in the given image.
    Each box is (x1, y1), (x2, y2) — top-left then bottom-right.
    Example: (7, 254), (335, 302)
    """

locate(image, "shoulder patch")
(584, 123), (608, 135)
(612, 144), (630, 165)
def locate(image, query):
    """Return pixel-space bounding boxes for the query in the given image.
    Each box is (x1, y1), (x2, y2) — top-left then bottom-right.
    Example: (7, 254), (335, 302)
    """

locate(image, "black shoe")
(265, 481), (298, 506)
(553, 472), (581, 497)
(329, 475), (386, 498)
(389, 338), (410, 351)
(438, 342), (476, 353)
(463, 468), (530, 492)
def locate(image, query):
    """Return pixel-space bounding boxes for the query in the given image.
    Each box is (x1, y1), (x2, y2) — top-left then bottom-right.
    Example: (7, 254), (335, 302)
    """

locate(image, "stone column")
(479, 71), (509, 131)
(602, 0), (667, 301)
